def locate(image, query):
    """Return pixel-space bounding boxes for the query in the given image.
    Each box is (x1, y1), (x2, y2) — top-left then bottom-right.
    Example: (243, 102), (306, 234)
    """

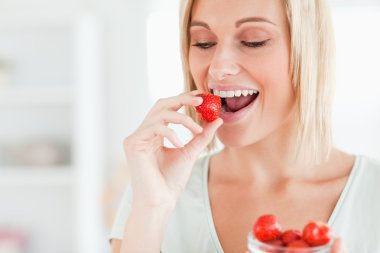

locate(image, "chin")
(216, 125), (261, 148)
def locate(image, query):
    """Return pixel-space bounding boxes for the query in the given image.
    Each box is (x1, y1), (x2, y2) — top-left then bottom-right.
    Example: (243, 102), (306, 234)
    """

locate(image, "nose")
(208, 44), (240, 81)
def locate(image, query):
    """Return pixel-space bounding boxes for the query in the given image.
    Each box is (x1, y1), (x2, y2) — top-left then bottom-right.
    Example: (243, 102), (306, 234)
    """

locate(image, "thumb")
(331, 237), (348, 253)
(183, 118), (223, 161)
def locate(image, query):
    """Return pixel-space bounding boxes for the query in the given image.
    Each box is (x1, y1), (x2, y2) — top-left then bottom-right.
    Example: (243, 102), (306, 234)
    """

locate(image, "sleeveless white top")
(109, 155), (380, 252)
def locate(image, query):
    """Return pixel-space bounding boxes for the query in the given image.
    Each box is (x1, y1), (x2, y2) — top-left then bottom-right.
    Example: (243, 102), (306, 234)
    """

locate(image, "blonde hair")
(179, 0), (336, 164)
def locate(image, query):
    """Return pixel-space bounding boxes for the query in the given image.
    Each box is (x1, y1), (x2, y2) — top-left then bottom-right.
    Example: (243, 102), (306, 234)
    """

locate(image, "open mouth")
(212, 89), (260, 113)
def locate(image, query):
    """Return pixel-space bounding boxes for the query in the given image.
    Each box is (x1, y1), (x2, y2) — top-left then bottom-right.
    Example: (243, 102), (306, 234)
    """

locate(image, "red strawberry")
(284, 240), (311, 253)
(287, 240), (310, 248)
(265, 239), (284, 253)
(281, 229), (302, 245)
(302, 221), (331, 246)
(253, 214), (282, 242)
(266, 239), (284, 246)
(195, 94), (221, 122)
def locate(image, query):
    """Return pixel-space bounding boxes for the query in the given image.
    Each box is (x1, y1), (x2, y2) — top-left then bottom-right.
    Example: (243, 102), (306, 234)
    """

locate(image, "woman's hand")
(123, 90), (223, 210)
(331, 237), (348, 253)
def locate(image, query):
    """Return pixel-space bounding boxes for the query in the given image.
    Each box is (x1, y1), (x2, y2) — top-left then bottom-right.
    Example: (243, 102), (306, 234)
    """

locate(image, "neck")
(218, 121), (330, 184)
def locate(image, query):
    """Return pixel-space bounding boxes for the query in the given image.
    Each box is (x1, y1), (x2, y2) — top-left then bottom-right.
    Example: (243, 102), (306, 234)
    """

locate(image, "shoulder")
(330, 155), (380, 251)
(343, 155), (380, 196)
(357, 155), (380, 170)
(354, 155), (380, 184)
(335, 154), (380, 215)
(332, 155), (380, 213)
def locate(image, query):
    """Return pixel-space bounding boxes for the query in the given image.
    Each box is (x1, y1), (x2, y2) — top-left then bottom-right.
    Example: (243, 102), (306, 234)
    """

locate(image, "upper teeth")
(213, 89), (258, 98)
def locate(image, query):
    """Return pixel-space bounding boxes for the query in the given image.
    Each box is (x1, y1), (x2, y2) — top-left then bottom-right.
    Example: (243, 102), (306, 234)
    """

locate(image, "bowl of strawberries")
(247, 214), (334, 253)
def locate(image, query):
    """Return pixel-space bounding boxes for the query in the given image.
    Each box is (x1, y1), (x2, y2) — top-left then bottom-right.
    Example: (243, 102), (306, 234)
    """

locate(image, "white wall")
(99, 0), (152, 169)
(332, 6), (380, 159)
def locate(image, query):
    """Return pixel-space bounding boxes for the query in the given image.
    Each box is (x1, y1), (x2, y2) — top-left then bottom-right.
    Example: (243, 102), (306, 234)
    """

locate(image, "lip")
(219, 94), (259, 123)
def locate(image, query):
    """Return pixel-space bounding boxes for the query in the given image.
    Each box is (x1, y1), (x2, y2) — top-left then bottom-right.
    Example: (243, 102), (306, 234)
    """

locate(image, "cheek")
(247, 45), (292, 97)
(262, 58), (295, 122)
(189, 50), (211, 91)
(268, 49), (294, 103)
(268, 60), (292, 97)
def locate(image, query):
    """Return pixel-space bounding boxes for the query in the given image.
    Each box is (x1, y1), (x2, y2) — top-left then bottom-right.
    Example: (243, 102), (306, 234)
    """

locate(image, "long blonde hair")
(179, 0), (336, 164)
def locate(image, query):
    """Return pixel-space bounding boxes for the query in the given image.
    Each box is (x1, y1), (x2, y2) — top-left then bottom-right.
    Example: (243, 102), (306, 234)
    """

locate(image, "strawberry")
(281, 229), (302, 246)
(195, 94), (221, 122)
(302, 221), (331, 247)
(284, 240), (311, 253)
(266, 239), (284, 246)
(265, 239), (284, 253)
(253, 214), (282, 242)
(287, 240), (310, 248)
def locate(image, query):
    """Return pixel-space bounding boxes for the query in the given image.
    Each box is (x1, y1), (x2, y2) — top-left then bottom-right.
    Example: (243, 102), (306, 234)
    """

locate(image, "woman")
(110, 0), (380, 252)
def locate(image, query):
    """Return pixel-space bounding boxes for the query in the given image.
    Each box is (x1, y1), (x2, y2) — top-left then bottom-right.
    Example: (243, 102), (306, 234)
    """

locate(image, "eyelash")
(192, 42), (217, 49)
(241, 40), (269, 48)
(192, 40), (269, 50)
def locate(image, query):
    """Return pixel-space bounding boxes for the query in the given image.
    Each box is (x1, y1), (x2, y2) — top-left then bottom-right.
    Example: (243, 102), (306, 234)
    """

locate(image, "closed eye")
(192, 42), (217, 49)
(241, 39), (270, 48)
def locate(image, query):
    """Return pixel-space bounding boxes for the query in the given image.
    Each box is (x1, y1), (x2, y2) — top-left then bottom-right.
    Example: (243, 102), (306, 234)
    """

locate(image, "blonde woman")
(110, 0), (380, 252)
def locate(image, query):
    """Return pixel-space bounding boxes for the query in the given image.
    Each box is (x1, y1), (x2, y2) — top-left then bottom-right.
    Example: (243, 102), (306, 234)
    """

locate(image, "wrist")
(121, 202), (175, 253)
(131, 192), (177, 213)
(131, 200), (176, 218)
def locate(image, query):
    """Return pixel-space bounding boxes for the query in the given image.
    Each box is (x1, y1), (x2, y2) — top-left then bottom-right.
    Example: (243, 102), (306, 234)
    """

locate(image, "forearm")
(120, 204), (174, 253)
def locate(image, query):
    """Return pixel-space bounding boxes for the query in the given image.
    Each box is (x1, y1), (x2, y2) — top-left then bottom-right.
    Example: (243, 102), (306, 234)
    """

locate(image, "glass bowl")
(247, 232), (333, 253)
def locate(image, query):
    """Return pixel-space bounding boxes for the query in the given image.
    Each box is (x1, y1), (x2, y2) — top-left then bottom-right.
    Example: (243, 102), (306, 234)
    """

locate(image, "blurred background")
(0, 0), (379, 252)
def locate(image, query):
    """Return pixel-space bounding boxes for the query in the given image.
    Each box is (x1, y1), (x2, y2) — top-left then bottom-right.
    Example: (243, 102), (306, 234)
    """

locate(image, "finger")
(150, 92), (203, 113)
(152, 111), (203, 134)
(153, 125), (184, 148)
(137, 124), (184, 148)
(331, 237), (348, 253)
(188, 90), (202, 95)
(182, 118), (223, 161)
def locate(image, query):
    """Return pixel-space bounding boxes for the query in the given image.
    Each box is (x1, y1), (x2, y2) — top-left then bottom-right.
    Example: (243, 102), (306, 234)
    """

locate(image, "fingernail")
(174, 137), (184, 147)
(209, 118), (223, 129)
(177, 141), (184, 148)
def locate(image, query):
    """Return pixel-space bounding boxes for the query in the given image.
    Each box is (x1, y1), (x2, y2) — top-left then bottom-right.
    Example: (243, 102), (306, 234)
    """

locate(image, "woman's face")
(189, 0), (295, 148)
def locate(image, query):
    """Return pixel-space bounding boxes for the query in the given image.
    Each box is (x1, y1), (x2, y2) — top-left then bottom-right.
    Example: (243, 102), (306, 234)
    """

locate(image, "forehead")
(191, 0), (287, 28)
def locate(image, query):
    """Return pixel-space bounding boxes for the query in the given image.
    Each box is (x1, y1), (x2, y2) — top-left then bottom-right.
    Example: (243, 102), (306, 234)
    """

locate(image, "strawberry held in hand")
(195, 93), (221, 122)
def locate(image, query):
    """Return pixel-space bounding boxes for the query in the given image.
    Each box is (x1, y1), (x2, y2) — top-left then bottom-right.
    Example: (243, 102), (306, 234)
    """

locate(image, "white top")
(110, 155), (380, 252)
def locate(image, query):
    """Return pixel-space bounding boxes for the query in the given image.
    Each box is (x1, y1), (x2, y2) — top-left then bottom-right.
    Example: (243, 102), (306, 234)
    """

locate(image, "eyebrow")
(235, 17), (276, 27)
(190, 16), (276, 30)
(190, 20), (211, 30)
